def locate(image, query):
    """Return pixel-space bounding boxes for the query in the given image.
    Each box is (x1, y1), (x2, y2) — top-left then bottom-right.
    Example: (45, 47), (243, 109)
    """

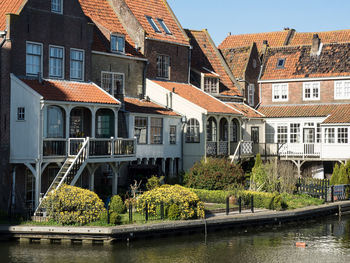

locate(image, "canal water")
(2, 214), (350, 263)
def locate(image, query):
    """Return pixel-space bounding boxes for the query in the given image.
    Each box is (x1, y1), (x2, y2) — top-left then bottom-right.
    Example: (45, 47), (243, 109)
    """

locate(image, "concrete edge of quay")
(1, 200), (350, 244)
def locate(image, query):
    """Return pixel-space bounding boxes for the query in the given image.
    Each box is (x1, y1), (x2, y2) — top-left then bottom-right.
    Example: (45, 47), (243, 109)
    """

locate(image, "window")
(248, 84), (255, 106)
(290, 123), (300, 143)
(334, 81), (350, 99)
(49, 46), (64, 79)
(134, 117), (147, 144)
(96, 109), (114, 138)
(111, 35), (125, 53)
(157, 18), (172, 34)
(157, 55), (170, 79)
(26, 42), (42, 76)
(231, 120), (238, 143)
(204, 77), (218, 94)
(317, 123), (322, 143)
(186, 118), (200, 143)
(51, 0), (62, 14)
(207, 118), (217, 142)
(169, 125), (176, 144)
(150, 117), (163, 144)
(17, 107), (25, 121)
(47, 106), (64, 138)
(303, 82), (320, 100)
(265, 123), (275, 143)
(277, 124), (288, 143)
(272, 83), (288, 102)
(70, 49), (84, 81)
(276, 58), (285, 68)
(101, 72), (124, 98)
(146, 16), (161, 33)
(251, 127), (259, 143)
(338, 128), (348, 144)
(325, 128), (335, 143)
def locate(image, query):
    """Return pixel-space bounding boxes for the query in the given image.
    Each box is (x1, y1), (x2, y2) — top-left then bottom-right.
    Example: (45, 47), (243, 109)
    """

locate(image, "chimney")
(311, 34), (321, 55)
(172, 87), (175, 93)
(227, 32), (231, 37)
(261, 40), (269, 54)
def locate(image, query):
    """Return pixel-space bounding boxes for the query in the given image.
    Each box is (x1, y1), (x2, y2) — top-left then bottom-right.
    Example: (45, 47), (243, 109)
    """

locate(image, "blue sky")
(168, 0), (350, 45)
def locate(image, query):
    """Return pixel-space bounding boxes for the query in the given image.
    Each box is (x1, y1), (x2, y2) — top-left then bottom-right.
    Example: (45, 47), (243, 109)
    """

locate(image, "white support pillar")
(113, 109), (118, 138)
(87, 164), (98, 192)
(34, 161), (42, 209)
(161, 158), (166, 176)
(65, 107), (70, 139)
(216, 116), (220, 156)
(91, 108), (96, 138)
(137, 158), (142, 165)
(111, 162), (120, 195)
(169, 158), (174, 178)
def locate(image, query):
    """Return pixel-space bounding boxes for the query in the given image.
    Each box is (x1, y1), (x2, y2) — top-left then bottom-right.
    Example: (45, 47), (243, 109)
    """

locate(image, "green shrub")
(109, 212), (121, 225)
(184, 158), (245, 190)
(168, 204), (181, 220)
(42, 184), (105, 225)
(331, 161), (350, 185)
(190, 188), (236, 203)
(136, 185), (205, 220)
(330, 163), (340, 185)
(109, 195), (126, 214)
(238, 190), (287, 211)
(146, 176), (161, 190)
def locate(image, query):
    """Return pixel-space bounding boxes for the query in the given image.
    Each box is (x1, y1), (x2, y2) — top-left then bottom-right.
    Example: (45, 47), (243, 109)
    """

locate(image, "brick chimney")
(261, 40), (269, 56)
(311, 34), (321, 55)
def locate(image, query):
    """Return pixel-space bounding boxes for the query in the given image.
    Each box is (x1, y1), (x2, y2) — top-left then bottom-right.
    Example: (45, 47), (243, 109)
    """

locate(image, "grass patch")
(281, 193), (324, 209)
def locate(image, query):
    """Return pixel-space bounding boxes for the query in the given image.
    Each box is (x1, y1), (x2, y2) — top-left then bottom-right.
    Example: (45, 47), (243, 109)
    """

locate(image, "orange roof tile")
(21, 78), (119, 105)
(0, 0), (25, 31)
(78, 0), (143, 57)
(290, 29), (350, 46)
(186, 29), (241, 97)
(123, 0), (189, 46)
(124, 97), (179, 116)
(219, 30), (290, 51)
(226, 102), (264, 118)
(258, 104), (350, 124)
(151, 80), (241, 115)
(260, 43), (350, 80)
(221, 46), (251, 80)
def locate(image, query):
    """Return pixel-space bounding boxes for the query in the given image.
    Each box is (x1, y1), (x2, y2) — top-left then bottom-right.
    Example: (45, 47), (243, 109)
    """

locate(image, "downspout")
(11, 167), (16, 213)
(187, 46), (192, 83)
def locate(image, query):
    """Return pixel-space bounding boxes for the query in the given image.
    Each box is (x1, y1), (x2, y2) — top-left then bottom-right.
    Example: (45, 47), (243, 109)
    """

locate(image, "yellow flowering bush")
(42, 184), (105, 225)
(136, 184), (205, 220)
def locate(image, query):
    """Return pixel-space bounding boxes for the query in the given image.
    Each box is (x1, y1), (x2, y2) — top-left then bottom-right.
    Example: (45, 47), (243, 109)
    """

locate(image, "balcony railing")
(43, 137), (136, 158)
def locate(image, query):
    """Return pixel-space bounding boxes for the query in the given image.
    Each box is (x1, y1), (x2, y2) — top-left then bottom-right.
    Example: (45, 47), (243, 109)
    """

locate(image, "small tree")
(331, 163), (340, 185)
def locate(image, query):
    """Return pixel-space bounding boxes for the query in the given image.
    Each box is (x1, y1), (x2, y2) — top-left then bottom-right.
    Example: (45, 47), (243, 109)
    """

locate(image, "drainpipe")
(11, 166), (16, 213)
(187, 46), (192, 83)
(142, 61), (149, 99)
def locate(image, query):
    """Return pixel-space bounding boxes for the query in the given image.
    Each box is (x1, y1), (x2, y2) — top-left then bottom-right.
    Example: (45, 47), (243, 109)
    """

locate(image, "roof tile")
(226, 102), (264, 118)
(124, 97), (179, 116)
(0, 0), (25, 31)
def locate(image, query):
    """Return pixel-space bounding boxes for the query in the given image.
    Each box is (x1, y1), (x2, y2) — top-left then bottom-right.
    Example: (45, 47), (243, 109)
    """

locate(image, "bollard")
(160, 202), (164, 219)
(129, 202), (132, 223)
(145, 201), (148, 221)
(251, 195), (254, 213)
(226, 197), (229, 215)
(331, 186), (334, 203)
(238, 197), (242, 214)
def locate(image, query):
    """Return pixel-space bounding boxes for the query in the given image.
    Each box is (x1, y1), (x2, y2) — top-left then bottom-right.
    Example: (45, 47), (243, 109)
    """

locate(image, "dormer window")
(111, 35), (125, 53)
(204, 77), (219, 94)
(276, 58), (285, 68)
(146, 16), (161, 33)
(157, 19), (172, 35)
(51, 0), (63, 14)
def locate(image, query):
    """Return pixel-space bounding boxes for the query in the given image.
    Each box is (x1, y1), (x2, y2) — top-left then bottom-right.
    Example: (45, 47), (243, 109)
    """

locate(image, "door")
(303, 128), (315, 155)
(251, 127), (259, 154)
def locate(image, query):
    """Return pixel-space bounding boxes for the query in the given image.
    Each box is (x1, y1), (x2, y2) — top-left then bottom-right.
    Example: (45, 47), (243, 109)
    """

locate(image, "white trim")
(110, 34), (125, 54)
(101, 71), (125, 97)
(272, 83), (288, 102)
(156, 54), (171, 80)
(51, 0), (63, 14)
(259, 75), (350, 83)
(303, 82), (320, 101)
(92, 50), (147, 61)
(26, 41), (43, 77)
(70, 48), (85, 81)
(334, 80), (350, 100)
(49, 45), (65, 79)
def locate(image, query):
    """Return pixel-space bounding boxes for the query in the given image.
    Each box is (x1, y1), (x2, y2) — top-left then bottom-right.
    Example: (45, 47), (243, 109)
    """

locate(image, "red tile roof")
(123, 0), (189, 46)
(78, 0), (143, 57)
(151, 80), (241, 115)
(221, 45), (251, 80)
(21, 78), (119, 105)
(219, 30), (291, 51)
(258, 104), (350, 124)
(0, 0), (25, 31)
(186, 29), (241, 97)
(124, 97), (179, 116)
(226, 102), (264, 118)
(260, 43), (350, 80)
(290, 30), (350, 46)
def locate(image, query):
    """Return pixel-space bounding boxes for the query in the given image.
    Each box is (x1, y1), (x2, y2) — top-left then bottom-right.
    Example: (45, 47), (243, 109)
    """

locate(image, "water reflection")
(2, 215), (350, 263)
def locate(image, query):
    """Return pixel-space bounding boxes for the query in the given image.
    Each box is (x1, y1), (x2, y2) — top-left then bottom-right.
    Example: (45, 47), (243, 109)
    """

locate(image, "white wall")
(10, 75), (42, 162)
(242, 119), (265, 143)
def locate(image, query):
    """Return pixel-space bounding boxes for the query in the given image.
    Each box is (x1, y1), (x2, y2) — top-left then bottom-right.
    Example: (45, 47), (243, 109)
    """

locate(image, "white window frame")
(169, 125), (176, 144)
(70, 48), (84, 81)
(248, 84), (255, 106)
(334, 80), (350, 100)
(134, 116), (148, 144)
(156, 54), (170, 79)
(324, 127), (335, 144)
(110, 34), (125, 53)
(272, 83), (288, 102)
(337, 127), (348, 144)
(49, 45), (64, 79)
(17, 107), (25, 121)
(101, 71), (125, 98)
(51, 0), (63, 14)
(26, 41), (43, 77)
(277, 124), (288, 143)
(150, 117), (163, 144)
(303, 82), (320, 101)
(157, 18), (172, 34)
(186, 118), (200, 143)
(204, 77), (219, 94)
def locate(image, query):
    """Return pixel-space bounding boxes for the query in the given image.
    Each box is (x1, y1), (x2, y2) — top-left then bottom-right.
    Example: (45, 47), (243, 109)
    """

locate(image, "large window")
(186, 118), (200, 143)
(231, 119), (238, 143)
(51, 0), (63, 14)
(150, 117), (163, 144)
(101, 72), (124, 98)
(70, 49), (84, 81)
(272, 83), (288, 102)
(248, 84), (255, 106)
(265, 123), (275, 143)
(49, 46), (64, 79)
(169, 125), (176, 144)
(96, 109), (114, 138)
(204, 77), (218, 94)
(134, 117), (147, 144)
(206, 117), (217, 142)
(325, 128), (335, 143)
(47, 106), (65, 138)
(26, 42), (42, 76)
(338, 128), (348, 144)
(303, 82), (320, 100)
(111, 35), (125, 53)
(290, 123), (300, 143)
(334, 81), (350, 100)
(317, 123), (322, 143)
(157, 54), (170, 79)
(277, 124), (288, 143)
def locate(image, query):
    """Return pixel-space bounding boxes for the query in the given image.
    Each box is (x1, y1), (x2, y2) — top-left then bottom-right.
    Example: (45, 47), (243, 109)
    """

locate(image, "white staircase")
(34, 138), (90, 216)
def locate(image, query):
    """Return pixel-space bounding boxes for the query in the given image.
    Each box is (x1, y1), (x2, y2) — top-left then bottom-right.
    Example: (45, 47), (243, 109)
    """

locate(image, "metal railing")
(279, 143), (321, 158)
